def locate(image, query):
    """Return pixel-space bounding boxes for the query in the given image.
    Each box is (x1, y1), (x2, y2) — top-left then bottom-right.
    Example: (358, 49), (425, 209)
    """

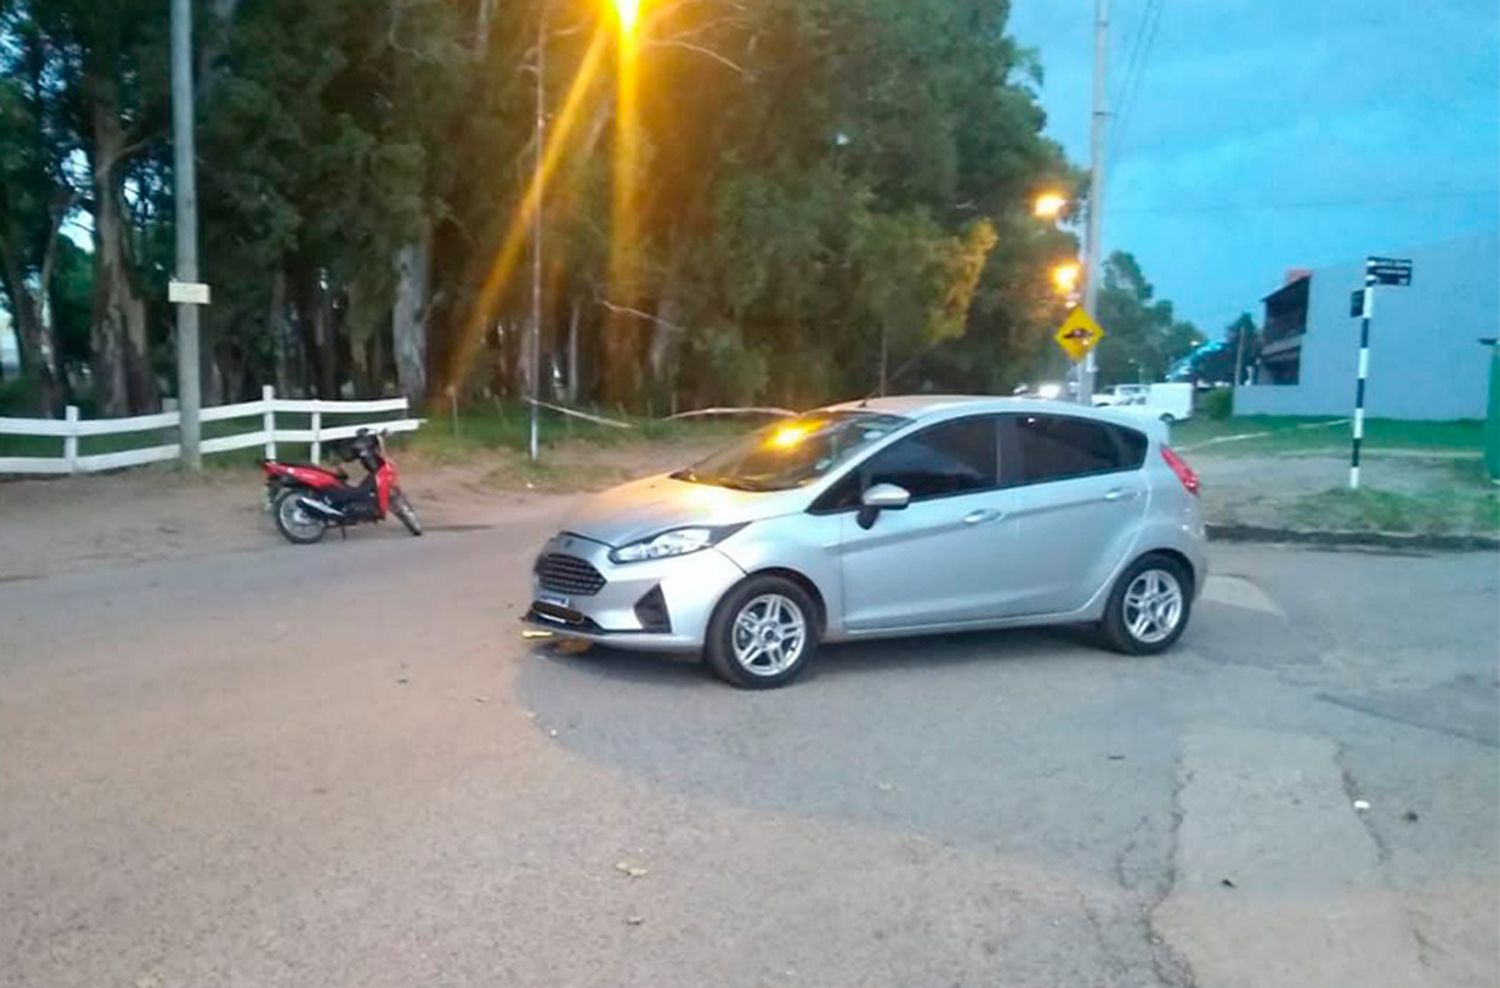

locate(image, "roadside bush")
(0, 374), (42, 416)
(1203, 387), (1233, 420)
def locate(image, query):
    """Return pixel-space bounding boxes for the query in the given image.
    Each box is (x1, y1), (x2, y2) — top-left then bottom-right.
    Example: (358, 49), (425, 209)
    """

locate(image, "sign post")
(1349, 256), (1412, 490)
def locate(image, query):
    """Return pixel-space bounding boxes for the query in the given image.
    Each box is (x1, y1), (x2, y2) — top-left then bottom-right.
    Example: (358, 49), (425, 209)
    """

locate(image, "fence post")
(261, 384), (276, 461)
(310, 402), (322, 463)
(64, 405), (79, 474)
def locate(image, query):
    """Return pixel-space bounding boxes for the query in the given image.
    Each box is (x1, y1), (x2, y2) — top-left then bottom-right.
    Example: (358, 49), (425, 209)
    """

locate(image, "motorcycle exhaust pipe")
(296, 496), (344, 520)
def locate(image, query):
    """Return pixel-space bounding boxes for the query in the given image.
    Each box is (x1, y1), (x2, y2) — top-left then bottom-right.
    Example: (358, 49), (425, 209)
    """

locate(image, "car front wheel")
(1098, 553), (1192, 655)
(705, 575), (820, 689)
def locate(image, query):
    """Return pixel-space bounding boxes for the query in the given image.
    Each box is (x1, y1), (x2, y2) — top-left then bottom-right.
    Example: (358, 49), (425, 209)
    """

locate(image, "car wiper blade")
(711, 477), (780, 492)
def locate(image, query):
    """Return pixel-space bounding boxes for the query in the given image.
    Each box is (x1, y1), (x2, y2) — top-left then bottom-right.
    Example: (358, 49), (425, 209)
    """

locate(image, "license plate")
(539, 592), (572, 609)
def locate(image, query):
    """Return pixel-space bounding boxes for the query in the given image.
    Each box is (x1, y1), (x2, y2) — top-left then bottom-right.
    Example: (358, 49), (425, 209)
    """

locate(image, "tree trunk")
(311, 273), (336, 398)
(474, 0), (498, 52)
(391, 224), (430, 400)
(89, 74), (155, 415)
(0, 231), (57, 414)
(566, 296), (581, 403)
(270, 268), (291, 394)
(648, 295), (684, 388)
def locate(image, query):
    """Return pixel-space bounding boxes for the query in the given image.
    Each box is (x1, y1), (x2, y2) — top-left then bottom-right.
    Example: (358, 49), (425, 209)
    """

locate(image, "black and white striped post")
(1349, 269), (1375, 490)
(1349, 255), (1413, 490)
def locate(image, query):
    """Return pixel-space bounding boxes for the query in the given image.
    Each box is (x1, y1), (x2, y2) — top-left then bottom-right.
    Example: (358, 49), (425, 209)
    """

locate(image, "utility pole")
(1079, 0), (1110, 405)
(1232, 320), (1249, 390)
(1349, 273), (1374, 489)
(528, 3), (546, 462)
(169, 0), (202, 468)
(1349, 255), (1413, 489)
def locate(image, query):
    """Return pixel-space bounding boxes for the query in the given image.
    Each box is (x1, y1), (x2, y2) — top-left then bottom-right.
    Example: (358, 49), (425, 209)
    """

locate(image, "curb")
(1206, 523), (1500, 552)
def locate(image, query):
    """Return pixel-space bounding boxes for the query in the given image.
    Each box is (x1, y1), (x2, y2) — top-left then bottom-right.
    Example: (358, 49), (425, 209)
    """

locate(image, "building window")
(1256, 273), (1309, 386)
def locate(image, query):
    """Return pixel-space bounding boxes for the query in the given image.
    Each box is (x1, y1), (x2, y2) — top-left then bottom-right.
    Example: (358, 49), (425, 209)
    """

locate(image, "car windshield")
(673, 411), (909, 492)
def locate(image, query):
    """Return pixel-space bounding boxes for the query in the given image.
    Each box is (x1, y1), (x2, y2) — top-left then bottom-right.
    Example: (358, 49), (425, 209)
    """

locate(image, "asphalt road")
(1, 508), (1496, 988)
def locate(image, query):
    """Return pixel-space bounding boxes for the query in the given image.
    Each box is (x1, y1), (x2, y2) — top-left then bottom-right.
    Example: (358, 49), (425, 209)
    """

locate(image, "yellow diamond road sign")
(1054, 306), (1105, 363)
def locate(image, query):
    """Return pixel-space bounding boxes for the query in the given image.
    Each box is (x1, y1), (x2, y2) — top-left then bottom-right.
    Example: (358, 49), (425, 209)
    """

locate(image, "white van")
(1094, 382), (1194, 423)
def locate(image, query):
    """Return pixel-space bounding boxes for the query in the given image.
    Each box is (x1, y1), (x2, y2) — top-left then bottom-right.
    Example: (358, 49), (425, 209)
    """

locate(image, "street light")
(1033, 192), (1068, 221)
(1050, 260), (1082, 295)
(613, 0), (640, 33)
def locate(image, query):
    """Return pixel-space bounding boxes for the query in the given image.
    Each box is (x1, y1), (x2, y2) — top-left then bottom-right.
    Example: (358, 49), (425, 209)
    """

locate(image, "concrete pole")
(1349, 275), (1375, 490)
(528, 4), (545, 462)
(1079, 0), (1110, 405)
(170, 0), (202, 468)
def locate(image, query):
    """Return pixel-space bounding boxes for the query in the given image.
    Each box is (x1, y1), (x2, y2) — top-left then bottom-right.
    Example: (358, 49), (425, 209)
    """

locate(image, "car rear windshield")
(673, 411), (910, 492)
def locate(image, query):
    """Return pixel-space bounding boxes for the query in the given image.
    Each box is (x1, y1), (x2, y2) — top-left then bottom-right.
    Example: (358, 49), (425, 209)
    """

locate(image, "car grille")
(535, 553), (607, 596)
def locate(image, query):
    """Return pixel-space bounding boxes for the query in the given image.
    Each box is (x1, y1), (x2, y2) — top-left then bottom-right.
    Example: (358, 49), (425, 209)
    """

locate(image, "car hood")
(561, 474), (805, 548)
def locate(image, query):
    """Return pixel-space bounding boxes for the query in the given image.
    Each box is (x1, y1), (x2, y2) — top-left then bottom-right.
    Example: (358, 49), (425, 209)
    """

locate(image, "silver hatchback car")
(527, 396), (1207, 688)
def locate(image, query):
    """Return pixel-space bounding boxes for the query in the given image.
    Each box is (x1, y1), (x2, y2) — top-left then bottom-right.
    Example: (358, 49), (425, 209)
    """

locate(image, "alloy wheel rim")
(731, 593), (807, 676)
(1123, 569), (1184, 644)
(280, 496), (322, 537)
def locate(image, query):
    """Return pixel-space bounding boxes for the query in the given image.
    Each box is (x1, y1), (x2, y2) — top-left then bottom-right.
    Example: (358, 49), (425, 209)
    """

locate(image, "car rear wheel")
(1098, 553), (1192, 655)
(705, 575), (819, 689)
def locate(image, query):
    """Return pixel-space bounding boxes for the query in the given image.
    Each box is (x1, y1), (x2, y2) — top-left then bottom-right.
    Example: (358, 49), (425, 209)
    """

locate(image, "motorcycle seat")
(277, 463), (349, 481)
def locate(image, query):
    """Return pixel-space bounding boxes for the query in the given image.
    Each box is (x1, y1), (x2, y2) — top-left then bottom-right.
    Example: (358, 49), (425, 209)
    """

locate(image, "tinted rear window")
(1015, 414), (1124, 483)
(1116, 426), (1148, 468)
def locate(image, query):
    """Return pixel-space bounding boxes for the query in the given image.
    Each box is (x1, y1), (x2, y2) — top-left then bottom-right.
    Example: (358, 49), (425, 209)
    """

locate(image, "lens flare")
(769, 424), (811, 449)
(613, 0), (640, 33)
(440, 28), (611, 401)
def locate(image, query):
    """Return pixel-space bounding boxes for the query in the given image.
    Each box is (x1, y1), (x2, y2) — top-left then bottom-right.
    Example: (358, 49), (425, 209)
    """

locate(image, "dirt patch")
(1195, 451), (1498, 536)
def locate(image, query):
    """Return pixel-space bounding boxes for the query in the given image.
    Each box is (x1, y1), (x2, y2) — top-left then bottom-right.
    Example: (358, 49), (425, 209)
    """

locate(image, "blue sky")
(1007, 0), (1500, 336)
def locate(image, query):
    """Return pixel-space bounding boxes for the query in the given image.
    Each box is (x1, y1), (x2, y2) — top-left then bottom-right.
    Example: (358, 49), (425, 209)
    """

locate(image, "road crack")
(1140, 756), (1199, 988)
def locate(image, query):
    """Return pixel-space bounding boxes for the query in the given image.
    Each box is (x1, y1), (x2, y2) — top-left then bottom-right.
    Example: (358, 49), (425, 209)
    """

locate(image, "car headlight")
(609, 524), (747, 564)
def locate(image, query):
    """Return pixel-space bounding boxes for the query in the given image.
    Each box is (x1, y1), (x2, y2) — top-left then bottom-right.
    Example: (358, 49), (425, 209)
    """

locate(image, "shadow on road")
(528, 623), (1098, 689)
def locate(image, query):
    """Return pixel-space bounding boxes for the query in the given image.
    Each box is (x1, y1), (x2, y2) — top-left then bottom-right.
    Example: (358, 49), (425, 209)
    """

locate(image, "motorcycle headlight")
(609, 524), (747, 564)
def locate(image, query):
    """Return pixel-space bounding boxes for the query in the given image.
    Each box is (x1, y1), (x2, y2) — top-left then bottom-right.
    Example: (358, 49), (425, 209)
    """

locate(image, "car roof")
(823, 394), (1167, 440)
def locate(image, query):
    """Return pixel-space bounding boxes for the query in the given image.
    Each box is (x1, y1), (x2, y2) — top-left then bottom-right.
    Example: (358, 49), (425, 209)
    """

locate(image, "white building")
(1237, 233), (1498, 421)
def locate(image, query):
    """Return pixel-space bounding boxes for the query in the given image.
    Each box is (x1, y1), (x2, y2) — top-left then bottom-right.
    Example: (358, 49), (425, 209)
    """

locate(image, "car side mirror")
(857, 483), (911, 529)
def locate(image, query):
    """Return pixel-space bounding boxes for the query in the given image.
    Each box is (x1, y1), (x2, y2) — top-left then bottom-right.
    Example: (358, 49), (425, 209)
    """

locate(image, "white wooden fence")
(0, 386), (423, 476)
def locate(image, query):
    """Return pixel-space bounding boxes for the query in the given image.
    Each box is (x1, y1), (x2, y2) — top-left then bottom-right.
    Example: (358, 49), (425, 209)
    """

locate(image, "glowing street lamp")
(1033, 192), (1068, 221)
(1050, 260), (1082, 296)
(613, 0), (640, 33)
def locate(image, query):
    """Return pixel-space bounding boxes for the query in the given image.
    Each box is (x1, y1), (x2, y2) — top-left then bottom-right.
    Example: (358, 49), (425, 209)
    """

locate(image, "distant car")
(527, 396), (1207, 688)
(1094, 382), (1194, 423)
(1092, 384), (1149, 407)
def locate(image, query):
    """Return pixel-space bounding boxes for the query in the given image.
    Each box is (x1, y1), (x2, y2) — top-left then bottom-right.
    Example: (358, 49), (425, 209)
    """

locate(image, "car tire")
(1097, 553), (1193, 655)
(704, 575), (820, 689)
(1159, 412), (1176, 424)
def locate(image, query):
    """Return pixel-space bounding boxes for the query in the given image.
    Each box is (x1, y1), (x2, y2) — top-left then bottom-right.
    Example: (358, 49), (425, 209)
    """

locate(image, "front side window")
(676, 411), (909, 492)
(1014, 414), (1126, 483)
(817, 416), (998, 509)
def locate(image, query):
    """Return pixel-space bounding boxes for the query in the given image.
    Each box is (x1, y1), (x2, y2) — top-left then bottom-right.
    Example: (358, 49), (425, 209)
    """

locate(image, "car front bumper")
(525, 534), (746, 652)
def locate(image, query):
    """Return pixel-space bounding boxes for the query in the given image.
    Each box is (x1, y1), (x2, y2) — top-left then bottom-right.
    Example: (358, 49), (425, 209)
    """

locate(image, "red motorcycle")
(262, 429), (423, 544)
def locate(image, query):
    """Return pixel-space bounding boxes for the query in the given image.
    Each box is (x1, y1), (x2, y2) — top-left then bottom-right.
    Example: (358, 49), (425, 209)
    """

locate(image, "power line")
(1110, 0), (1154, 118)
(1108, 0), (1162, 180)
(1111, 188), (1499, 216)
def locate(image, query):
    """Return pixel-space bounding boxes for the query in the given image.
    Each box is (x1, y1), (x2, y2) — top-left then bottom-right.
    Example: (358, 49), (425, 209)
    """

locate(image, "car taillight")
(1161, 446), (1200, 496)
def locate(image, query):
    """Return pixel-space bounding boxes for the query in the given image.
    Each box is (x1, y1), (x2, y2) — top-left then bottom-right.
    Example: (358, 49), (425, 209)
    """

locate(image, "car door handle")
(1103, 488), (1139, 502)
(963, 508), (1004, 524)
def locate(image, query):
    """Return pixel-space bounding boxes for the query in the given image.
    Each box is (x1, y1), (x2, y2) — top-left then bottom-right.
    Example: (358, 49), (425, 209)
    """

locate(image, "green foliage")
(1202, 387), (1233, 420)
(1095, 251), (1203, 387)
(0, 0), (1096, 415)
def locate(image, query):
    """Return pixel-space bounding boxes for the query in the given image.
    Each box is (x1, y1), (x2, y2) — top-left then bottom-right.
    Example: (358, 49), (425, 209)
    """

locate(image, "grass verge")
(1173, 416), (1484, 456)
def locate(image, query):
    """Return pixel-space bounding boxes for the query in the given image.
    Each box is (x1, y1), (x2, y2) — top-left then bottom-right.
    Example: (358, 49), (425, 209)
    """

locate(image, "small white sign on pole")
(168, 281), (212, 305)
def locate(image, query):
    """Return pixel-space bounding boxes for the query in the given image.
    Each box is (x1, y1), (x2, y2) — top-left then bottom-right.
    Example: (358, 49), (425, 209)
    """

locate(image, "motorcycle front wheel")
(391, 489), (423, 537)
(274, 489), (328, 545)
